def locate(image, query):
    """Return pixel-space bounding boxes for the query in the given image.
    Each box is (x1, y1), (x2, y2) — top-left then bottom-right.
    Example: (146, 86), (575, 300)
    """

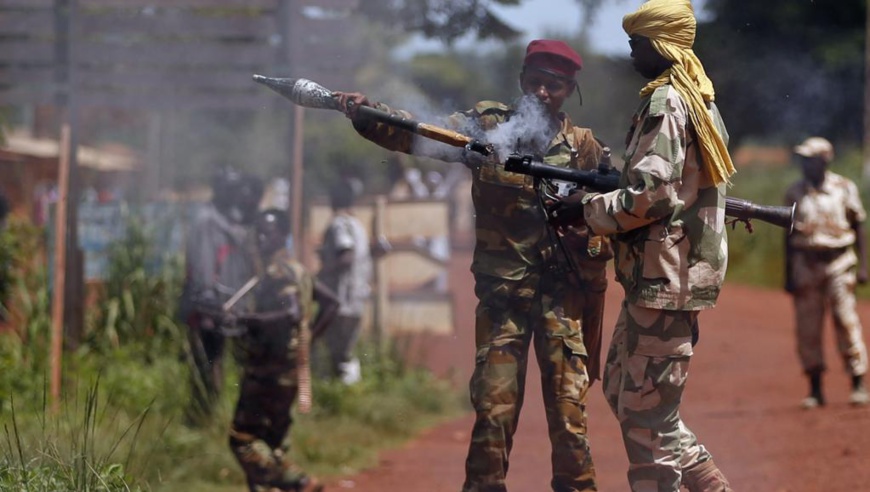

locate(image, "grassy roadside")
(1, 343), (465, 491)
(0, 213), (466, 491)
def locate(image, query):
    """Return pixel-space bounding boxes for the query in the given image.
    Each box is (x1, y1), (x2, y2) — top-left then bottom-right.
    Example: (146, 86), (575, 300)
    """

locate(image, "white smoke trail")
(484, 94), (556, 161)
(410, 94), (558, 165)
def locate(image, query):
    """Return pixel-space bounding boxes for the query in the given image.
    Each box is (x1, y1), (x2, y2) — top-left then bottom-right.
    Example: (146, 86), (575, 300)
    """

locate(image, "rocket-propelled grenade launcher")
(503, 152), (796, 233)
(252, 75), (493, 157)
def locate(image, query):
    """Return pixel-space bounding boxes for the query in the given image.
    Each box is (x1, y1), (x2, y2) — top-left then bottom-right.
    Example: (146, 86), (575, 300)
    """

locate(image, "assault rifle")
(503, 151), (795, 233)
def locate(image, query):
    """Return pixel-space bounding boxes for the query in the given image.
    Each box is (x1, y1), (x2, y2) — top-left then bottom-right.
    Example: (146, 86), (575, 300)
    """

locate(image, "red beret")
(524, 39), (583, 77)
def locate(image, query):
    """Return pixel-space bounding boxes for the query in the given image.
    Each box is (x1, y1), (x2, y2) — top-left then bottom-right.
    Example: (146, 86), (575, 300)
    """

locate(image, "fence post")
(372, 195), (389, 351)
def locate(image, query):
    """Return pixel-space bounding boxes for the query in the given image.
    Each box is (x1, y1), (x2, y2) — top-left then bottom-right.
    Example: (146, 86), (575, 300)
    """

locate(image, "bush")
(85, 209), (184, 359)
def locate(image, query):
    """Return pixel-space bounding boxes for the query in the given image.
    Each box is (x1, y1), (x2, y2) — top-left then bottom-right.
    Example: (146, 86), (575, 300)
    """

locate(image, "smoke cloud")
(409, 94), (559, 165)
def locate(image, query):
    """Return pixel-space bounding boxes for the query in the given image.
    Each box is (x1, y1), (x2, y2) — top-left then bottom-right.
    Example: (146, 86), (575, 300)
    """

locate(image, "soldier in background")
(334, 38), (609, 492)
(228, 208), (338, 492)
(178, 167), (263, 423)
(785, 136), (870, 409)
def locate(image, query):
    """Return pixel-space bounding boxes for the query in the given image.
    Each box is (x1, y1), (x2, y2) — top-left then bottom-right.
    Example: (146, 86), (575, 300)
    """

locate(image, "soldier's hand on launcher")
(547, 189), (587, 229)
(332, 91), (371, 118)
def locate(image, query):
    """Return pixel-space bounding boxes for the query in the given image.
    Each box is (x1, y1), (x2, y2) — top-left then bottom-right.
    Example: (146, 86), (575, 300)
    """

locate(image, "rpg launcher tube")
(503, 153), (795, 232)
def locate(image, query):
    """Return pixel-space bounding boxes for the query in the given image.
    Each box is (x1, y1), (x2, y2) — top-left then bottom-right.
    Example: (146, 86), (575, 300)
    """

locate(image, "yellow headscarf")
(623, 0), (735, 186)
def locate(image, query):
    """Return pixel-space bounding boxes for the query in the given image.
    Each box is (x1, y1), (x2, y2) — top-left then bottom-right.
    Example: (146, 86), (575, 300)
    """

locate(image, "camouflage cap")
(794, 137), (834, 162)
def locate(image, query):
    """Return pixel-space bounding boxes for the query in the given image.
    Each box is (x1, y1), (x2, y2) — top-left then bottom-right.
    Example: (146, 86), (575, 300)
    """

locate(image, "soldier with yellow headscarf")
(572, 0), (735, 490)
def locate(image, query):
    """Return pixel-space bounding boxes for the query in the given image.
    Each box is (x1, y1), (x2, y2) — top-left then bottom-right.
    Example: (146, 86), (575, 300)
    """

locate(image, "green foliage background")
(0, 217), (464, 491)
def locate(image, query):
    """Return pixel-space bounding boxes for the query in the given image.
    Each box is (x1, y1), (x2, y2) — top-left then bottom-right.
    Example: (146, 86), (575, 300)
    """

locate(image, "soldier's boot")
(681, 459), (733, 492)
(849, 375), (869, 406)
(801, 370), (825, 409)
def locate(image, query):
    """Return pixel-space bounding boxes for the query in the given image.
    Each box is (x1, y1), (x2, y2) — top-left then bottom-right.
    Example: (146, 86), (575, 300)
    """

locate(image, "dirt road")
(330, 251), (870, 491)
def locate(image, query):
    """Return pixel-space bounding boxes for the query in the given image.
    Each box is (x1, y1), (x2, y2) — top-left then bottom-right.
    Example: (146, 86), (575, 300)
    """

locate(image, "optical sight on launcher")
(503, 151), (795, 233)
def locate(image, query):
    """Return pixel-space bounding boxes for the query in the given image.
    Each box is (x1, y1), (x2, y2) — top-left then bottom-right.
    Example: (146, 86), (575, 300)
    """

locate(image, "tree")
(696, 0), (865, 146)
(356, 0), (612, 45)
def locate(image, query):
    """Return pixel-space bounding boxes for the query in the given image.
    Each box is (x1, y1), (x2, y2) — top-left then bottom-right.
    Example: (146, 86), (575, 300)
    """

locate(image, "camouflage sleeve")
(582, 104), (688, 236)
(352, 102), (418, 154)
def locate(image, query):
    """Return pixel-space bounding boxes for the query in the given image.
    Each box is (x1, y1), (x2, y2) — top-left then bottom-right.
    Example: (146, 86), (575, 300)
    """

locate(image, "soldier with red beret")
(333, 39), (610, 491)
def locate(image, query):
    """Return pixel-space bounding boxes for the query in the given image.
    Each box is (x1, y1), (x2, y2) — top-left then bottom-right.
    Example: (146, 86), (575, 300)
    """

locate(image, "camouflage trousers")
(602, 302), (714, 492)
(791, 251), (868, 376)
(462, 272), (597, 492)
(229, 367), (308, 491)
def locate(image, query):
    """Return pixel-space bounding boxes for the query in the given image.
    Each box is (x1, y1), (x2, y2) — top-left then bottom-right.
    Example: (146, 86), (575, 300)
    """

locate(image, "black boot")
(801, 370), (825, 409)
(850, 374), (869, 406)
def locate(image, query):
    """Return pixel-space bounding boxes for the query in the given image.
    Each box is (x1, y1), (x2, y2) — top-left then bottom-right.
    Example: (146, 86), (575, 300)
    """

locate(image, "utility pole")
(50, 0), (79, 410)
(278, 0), (306, 263)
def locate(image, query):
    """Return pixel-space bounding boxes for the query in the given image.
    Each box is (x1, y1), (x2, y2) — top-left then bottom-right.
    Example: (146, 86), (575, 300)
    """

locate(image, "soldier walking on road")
(785, 136), (870, 409)
(333, 39), (610, 492)
(228, 209), (339, 492)
(563, 0), (735, 490)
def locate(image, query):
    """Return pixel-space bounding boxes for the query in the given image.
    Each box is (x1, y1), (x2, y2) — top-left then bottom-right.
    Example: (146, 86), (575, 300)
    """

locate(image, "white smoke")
(485, 94), (556, 161)
(409, 94), (558, 165)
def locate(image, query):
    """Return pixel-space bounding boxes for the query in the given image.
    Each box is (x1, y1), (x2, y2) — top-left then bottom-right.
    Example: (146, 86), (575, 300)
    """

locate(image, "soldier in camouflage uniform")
(785, 136), (870, 409)
(334, 39), (609, 491)
(228, 209), (339, 492)
(566, 1), (735, 490)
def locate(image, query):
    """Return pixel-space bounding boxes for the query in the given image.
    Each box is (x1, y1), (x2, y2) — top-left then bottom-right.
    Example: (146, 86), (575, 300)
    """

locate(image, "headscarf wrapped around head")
(623, 0), (735, 186)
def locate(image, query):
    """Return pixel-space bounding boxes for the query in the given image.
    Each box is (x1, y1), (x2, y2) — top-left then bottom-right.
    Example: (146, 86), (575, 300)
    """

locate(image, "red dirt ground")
(327, 250), (870, 492)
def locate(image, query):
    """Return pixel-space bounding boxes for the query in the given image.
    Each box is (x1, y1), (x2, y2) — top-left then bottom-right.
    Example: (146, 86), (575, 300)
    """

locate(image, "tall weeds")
(0, 379), (150, 491)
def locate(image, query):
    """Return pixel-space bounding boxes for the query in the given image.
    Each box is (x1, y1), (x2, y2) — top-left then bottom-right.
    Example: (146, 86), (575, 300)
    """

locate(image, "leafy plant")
(86, 210), (184, 358)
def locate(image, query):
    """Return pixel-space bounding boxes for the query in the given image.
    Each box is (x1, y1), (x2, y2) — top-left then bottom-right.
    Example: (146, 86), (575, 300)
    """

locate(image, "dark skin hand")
(333, 92), (372, 120)
(546, 189), (588, 230)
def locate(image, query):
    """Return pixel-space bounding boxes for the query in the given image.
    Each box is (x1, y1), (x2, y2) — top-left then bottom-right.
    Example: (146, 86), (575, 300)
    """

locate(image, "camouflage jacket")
(236, 248), (313, 374)
(582, 85), (729, 310)
(785, 171), (866, 251)
(354, 100), (608, 289)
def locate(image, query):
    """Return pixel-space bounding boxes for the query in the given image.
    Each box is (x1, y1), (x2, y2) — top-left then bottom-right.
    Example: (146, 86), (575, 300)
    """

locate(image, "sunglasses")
(628, 37), (646, 49)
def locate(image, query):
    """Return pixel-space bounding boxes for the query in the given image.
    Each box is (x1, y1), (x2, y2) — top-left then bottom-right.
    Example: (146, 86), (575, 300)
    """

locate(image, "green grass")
(0, 341), (465, 492)
(0, 211), (466, 491)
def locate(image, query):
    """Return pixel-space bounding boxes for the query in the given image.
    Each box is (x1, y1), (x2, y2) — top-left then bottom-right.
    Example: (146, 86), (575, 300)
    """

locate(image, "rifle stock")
(503, 153), (795, 233)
